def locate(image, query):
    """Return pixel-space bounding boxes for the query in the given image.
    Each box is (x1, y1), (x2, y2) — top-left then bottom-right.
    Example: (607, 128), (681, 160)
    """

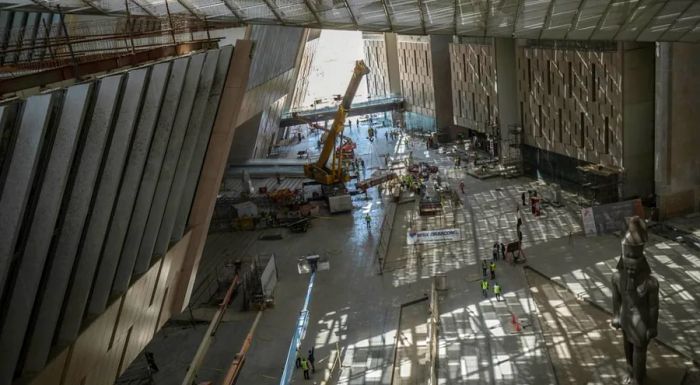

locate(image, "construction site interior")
(0, 2), (700, 385)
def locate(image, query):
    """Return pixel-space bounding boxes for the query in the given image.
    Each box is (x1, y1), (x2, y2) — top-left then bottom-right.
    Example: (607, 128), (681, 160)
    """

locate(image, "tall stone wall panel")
(0, 94), (53, 304)
(516, 43), (624, 167)
(450, 40), (498, 132)
(86, 62), (171, 317)
(173, 46), (233, 239)
(133, 53), (205, 277)
(291, 34), (319, 108)
(109, 57), (189, 301)
(397, 37), (435, 117)
(0, 84), (92, 382)
(363, 36), (391, 97)
(153, 50), (220, 258)
(230, 26), (306, 162)
(0, 45), (239, 384)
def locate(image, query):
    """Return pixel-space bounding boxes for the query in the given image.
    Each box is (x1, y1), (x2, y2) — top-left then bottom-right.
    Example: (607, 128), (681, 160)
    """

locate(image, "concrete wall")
(290, 29), (320, 109)
(385, 33), (401, 96)
(517, 40), (624, 167)
(363, 32), (391, 97)
(655, 42), (700, 218)
(430, 35), (453, 131)
(229, 25), (306, 162)
(495, 38), (519, 153)
(0, 41), (253, 385)
(450, 37), (498, 133)
(622, 43), (655, 200)
(397, 35), (435, 131)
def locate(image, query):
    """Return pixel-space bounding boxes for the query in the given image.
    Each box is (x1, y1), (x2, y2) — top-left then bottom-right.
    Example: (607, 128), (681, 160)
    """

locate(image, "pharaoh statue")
(611, 216), (659, 385)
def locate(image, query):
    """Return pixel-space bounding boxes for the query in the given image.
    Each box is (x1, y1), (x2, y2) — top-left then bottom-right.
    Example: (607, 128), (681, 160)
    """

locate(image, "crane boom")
(304, 60), (370, 185)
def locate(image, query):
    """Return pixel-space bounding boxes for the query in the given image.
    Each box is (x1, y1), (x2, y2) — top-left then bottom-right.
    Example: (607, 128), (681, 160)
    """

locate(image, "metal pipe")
(279, 272), (316, 385)
(57, 5), (80, 80)
(220, 310), (264, 385)
(181, 273), (241, 385)
(165, 0), (177, 45)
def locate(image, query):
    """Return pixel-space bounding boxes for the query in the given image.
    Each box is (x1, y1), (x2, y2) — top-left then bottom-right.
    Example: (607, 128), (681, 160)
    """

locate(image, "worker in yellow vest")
(300, 357), (310, 379)
(481, 279), (489, 298)
(494, 282), (502, 301)
(490, 261), (496, 280)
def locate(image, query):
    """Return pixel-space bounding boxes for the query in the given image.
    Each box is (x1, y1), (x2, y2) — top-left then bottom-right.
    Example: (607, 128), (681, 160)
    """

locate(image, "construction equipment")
(220, 311), (264, 385)
(356, 172), (398, 191)
(290, 113), (357, 161)
(303, 60), (370, 185)
(182, 272), (241, 385)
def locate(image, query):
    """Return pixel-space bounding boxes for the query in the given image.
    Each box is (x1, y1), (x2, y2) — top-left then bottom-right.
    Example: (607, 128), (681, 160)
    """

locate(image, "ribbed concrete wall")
(655, 42), (700, 218)
(363, 32), (391, 97)
(516, 41), (624, 167)
(291, 30), (320, 108)
(450, 38), (498, 133)
(0, 45), (236, 385)
(229, 25), (306, 161)
(397, 35), (435, 118)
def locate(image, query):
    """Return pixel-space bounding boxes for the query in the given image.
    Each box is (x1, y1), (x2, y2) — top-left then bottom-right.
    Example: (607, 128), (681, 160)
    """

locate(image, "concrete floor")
(119, 121), (699, 385)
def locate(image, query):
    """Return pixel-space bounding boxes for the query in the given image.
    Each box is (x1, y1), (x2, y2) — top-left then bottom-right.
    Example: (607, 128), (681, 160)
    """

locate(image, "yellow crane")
(303, 60), (370, 185)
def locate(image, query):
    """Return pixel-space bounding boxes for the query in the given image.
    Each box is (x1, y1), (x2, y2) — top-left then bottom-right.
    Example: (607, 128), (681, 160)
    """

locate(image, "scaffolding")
(499, 124), (523, 178)
(0, 12), (236, 76)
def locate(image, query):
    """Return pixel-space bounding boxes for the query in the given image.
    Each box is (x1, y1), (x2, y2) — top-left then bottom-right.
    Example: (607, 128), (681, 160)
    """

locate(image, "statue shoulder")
(611, 270), (621, 283)
(647, 275), (659, 290)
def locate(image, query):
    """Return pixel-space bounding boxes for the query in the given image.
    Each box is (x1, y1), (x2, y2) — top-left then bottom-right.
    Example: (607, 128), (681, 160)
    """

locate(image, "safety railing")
(283, 96), (404, 118)
(375, 200), (397, 274)
(427, 278), (440, 385)
(0, 12), (234, 73)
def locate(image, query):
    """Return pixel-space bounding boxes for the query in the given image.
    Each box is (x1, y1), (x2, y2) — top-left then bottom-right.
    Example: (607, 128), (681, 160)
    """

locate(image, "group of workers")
(295, 347), (316, 380)
(480, 240), (507, 300)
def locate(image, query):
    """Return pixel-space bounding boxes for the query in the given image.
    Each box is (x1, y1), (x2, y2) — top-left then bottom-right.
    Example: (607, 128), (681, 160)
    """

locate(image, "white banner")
(407, 228), (461, 245)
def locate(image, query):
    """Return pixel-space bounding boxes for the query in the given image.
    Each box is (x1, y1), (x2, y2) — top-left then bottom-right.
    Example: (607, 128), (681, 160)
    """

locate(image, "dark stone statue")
(611, 216), (659, 385)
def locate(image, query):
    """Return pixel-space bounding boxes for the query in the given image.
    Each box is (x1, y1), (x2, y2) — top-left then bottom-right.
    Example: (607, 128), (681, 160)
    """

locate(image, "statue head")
(617, 216), (651, 279)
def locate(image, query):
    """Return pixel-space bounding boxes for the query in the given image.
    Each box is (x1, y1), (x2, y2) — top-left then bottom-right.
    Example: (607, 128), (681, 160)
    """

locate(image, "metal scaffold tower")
(500, 124), (523, 178)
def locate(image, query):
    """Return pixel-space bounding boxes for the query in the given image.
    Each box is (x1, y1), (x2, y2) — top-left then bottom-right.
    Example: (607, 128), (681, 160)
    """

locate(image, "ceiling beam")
(28, 0), (53, 12)
(658, 0), (695, 41)
(342, 0), (359, 30)
(564, 0), (589, 40)
(612, 0), (648, 40)
(302, 0), (322, 27)
(634, 0), (669, 41)
(129, 0), (159, 18)
(483, 0), (490, 37)
(79, 0), (108, 14)
(222, 0), (244, 22)
(261, 0), (286, 25)
(175, 0), (204, 20)
(380, 0), (393, 32)
(416, 0), (427, 34)
(538, 0), (556, 40)
(588, 0), (615, 40)
(512, 0), (524, 37)
(678, 11), (700, 41)
(454, 0), (459, 35)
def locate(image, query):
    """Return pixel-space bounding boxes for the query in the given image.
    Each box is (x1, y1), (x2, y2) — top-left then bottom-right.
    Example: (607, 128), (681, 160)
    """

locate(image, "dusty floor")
(119, 121), (699, 385)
